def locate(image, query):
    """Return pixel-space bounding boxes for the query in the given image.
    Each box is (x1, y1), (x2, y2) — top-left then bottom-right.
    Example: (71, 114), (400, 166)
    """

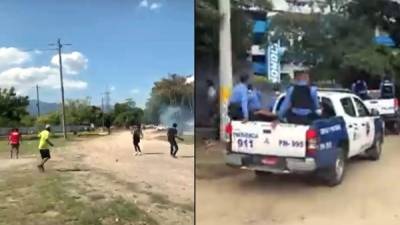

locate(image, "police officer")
(380, 73), (395, 99)
(351, 79), (368, 99)
(247, 84), (263, 120)
(278, 69), (319, 125)
(228, 74), (250, 121)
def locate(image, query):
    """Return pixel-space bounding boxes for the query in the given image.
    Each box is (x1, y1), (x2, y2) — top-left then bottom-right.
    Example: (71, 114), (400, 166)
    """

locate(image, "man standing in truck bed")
(278, 69), (319, 125)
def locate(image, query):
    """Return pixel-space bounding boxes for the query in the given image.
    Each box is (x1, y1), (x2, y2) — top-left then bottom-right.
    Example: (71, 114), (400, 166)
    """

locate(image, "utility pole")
(101, 96), (105, 128)
(218, 0), (233, 141)
(36, 85), (40, 117)
(49, 38), (71, 140)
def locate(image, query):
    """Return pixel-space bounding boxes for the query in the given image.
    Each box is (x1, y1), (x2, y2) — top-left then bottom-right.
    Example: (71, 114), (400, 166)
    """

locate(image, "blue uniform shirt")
(267, 95), (277, 111)
(229, 83), (249, 119)
(248, 90), (262, 111)
(351, 80), (368, 94)
(278, 81), (319, 120)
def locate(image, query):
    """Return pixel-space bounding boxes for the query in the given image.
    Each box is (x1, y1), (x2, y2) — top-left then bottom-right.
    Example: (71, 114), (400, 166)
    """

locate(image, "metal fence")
(0, 125), (89, 136)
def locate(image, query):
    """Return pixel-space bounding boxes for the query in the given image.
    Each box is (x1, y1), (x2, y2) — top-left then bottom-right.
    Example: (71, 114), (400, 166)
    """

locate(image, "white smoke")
(159, 106), (194, 135)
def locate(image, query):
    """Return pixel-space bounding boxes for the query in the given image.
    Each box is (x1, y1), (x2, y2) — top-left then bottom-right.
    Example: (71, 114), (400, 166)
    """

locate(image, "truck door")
(339, 97), (363, 157)
(352, 97), (375, 150)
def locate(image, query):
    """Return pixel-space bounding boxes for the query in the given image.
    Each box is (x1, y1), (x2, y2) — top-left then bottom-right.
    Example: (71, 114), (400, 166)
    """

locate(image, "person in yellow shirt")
(37, 124), (54, 172)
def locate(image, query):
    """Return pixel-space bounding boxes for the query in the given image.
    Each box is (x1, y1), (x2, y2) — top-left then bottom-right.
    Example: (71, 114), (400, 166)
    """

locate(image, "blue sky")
(0, 0), (194, 107)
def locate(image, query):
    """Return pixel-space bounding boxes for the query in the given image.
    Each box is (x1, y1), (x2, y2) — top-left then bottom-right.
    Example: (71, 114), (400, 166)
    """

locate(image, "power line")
(48, 38), (71, 140)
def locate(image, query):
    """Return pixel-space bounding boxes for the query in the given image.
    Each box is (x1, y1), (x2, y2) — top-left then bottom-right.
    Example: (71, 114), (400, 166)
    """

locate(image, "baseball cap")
(45, 124), (51, 129)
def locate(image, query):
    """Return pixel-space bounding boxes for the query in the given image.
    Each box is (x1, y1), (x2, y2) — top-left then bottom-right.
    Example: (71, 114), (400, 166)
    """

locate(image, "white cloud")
(51, 51), (88, 75)
(150, 2), (162, 10)
(139, 0), (162, 10)
(186, 75), (194, 84)
(131, 88), (140, 94)
(0, 66), (87, 94)
(139, 0), (149, 7)
(0, 47), (31, 71)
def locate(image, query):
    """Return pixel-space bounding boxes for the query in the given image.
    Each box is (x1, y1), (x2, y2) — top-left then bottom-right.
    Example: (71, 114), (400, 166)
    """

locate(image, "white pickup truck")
(225, 90), (384, 186)
(364, 89), (399, 134)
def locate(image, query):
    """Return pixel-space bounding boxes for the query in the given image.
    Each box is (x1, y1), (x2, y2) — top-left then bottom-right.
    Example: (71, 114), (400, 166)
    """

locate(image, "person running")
(167, 123), (184, 158)
(278, 69), (320, 125)
(8, 128), (21, 159)
(37, 124), (54, 172)
(132, 125), (144, 155)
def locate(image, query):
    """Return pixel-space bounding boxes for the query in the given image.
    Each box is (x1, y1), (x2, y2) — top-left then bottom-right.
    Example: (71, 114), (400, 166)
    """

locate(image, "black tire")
(322, 147), (346, 187)
(367, 138), (382, 161)
(393, 121), (400, 135)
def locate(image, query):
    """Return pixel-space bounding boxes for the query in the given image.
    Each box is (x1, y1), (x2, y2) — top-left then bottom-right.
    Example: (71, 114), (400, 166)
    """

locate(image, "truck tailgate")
(231, 121), (309, 158)
(364, 99), (396, 115)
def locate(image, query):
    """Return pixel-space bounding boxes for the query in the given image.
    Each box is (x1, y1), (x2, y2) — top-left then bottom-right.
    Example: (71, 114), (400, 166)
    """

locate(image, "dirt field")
(0, 130), (194, 225)
(196, 136), (400, 225)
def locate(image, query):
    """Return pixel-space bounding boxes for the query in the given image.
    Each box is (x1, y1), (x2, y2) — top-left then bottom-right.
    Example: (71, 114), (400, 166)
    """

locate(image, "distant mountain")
(27, 100), (59, 116)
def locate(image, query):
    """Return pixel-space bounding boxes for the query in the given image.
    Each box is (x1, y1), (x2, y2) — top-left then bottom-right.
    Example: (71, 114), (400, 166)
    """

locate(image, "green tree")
(35, 112), (60, 127)
(347, 0), (400, 47)
(144, 74), (194, 124)
(0, 87), (30, 127)
(196, 0), (273, 67)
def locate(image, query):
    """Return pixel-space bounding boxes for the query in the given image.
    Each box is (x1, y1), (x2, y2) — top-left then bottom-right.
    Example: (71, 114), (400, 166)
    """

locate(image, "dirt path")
(72, 130), (194, 205)
(0, 130), (194, 225)
(196, 136), (400, 225)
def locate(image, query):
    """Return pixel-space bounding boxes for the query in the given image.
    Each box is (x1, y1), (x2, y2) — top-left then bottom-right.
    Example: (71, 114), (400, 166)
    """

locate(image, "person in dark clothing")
(380, 74), (395, 99)
(228, 74), (250, 121)
(132, 125), (144, 155)
(167, 123), (184, 158)
(278, 70), (320, 125)
(351, 79), (368, 99)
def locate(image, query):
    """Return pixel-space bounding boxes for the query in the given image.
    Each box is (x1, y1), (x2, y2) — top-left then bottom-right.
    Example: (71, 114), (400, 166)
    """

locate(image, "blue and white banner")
(267, 40), (281, 83)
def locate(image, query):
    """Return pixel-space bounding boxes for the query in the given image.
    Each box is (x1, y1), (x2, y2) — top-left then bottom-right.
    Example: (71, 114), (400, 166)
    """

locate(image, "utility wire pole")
(49, 38), (71, 140)
(101, 96), (105, 128)
(36, 85), (40, 117)
(219, 0), (233, 141)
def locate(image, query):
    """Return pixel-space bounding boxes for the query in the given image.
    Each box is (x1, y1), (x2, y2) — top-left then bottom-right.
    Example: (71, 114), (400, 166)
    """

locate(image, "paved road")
(196, 136), (400, 225)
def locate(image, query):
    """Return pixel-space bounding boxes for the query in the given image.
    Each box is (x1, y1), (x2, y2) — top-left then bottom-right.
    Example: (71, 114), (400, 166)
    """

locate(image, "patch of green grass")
(0, 137), (71, 156)
(0, 171), (159, 225)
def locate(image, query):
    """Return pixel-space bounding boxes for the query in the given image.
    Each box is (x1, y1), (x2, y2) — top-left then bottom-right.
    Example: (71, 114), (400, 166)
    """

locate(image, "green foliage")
(113, 108), (144, 128)
(35, 112), (60, 127)
(144, 74), (194, 124)
(0, 87), (30, 127)
(196, 0), (273, 61)
(347, 0), (400, 47)
(111, 98), (144, 128)
(20, 115), (35, 127)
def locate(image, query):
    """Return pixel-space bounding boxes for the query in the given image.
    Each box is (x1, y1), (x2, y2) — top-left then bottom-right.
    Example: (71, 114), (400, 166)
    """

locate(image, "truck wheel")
(323, 147), (346, 187)
(393, 122), (400, 135)
(367, 139), (382, 161)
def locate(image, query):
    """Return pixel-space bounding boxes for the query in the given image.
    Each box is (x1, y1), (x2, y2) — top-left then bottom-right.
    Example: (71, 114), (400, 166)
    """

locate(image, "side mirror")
(370, 108), (380, 116)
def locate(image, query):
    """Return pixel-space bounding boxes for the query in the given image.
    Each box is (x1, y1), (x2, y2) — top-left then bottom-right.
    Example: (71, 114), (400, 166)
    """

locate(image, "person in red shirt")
(8, 128), (22, 159)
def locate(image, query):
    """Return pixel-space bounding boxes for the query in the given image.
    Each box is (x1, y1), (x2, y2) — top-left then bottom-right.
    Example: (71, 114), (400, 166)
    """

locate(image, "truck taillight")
(395, 98), (399, 110)
(225, 122), (232, 151)
(306, 129), (318, 157)
(225, 122), (232, 135)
